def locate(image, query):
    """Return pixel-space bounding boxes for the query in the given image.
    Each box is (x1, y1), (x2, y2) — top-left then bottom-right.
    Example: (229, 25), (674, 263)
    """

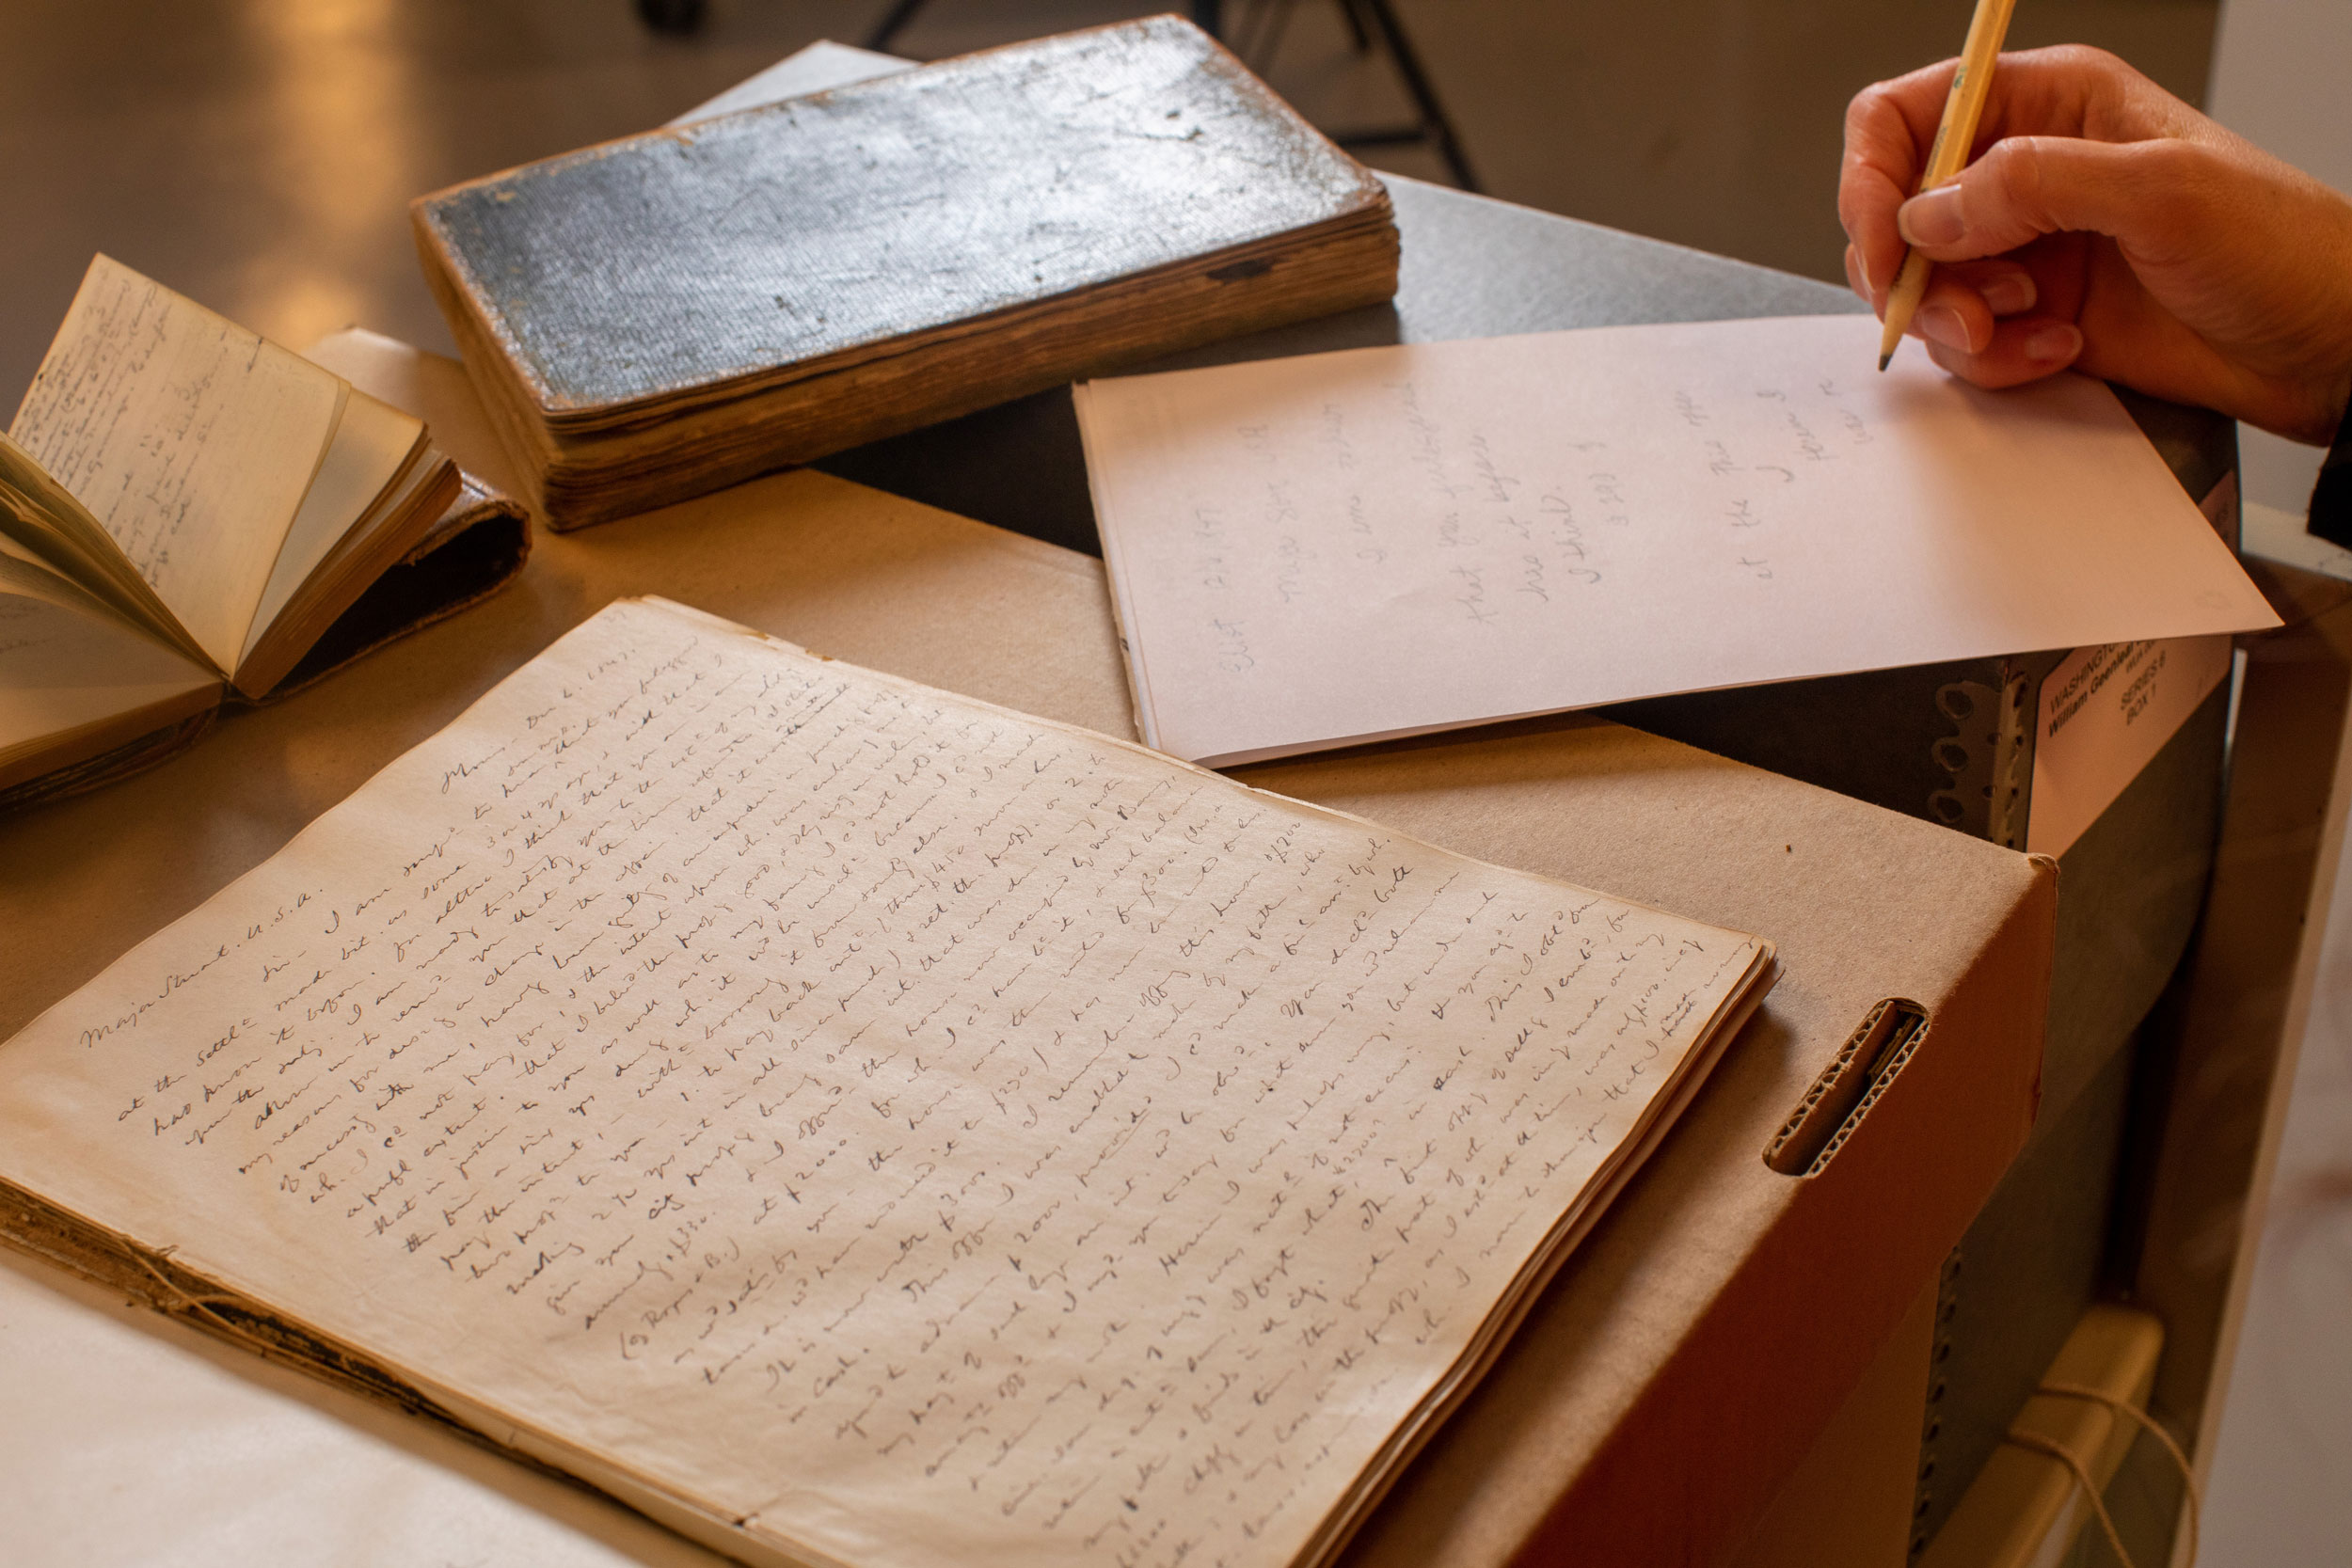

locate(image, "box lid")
(0, 334), (2055, 1567)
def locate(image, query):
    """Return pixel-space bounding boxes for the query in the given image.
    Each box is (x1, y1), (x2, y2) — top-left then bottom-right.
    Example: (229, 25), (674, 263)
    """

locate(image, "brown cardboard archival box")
(0, 334), (2055, 1567)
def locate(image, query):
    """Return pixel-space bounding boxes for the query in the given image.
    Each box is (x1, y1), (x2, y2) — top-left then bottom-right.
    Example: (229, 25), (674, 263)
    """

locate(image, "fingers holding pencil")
(1844, 248), (2061, 361)
(1837, 45), (2127, 296)
(1872, 0), (2019, 368)
(1838, 43), (2352, 437)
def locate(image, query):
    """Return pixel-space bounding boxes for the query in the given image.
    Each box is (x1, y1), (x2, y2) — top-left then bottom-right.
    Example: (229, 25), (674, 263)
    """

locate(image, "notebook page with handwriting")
(1074, 312), (2279, 766)
(0, 597), (1769, 1568)
(8, 254), (342, 674)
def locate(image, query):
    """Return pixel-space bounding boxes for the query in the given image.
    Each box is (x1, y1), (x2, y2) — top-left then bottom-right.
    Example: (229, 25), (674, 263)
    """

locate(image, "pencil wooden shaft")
(1879, 0), (2020, 368)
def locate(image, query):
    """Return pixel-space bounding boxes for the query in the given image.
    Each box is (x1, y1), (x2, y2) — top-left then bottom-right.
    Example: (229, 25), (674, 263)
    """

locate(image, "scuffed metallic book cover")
(414, 16), (1392, 419)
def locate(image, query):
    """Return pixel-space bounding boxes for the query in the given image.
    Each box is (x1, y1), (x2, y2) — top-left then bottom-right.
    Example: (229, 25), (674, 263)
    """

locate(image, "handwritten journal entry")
(0, 598), (1772, 1568)
(8, 254), (343, 673)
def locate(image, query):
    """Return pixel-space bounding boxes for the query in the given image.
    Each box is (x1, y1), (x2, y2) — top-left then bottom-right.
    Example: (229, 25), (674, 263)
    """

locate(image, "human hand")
(1839, 44), (2352, 444)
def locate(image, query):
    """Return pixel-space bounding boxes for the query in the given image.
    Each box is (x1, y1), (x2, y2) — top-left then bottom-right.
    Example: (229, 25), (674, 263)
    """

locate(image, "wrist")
(2325, 367), (2352, 448)
(2305, 391), (2352, 548)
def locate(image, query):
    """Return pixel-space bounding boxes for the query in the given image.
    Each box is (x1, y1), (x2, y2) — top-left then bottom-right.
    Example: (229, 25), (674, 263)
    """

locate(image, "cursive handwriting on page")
(1078, 312), (2276, 766)
(0, 599), (1762, 1568)
(8, 255), (342, 673)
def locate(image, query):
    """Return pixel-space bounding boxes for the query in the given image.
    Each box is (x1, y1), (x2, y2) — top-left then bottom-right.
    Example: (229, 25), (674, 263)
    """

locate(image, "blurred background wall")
(1, 0), (2224, 406)
(2205, 0), (2352, 510)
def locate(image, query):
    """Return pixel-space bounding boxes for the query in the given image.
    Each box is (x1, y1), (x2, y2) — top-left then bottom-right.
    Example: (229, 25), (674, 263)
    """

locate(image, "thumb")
(1897, 135), (2198, 261)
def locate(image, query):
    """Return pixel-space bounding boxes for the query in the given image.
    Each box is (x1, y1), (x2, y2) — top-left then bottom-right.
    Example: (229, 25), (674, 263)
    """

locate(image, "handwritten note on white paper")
(0, 598), (1767, 1568)
(1074, 313), (2280, 766)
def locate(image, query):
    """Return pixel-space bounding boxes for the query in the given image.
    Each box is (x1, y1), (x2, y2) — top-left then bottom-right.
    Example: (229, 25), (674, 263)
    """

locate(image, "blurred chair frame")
(856, 0), (1479, 189)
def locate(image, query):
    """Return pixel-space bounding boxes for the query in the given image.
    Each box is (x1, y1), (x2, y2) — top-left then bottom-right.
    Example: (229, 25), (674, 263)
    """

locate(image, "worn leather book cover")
(410, 15), (1400, 530)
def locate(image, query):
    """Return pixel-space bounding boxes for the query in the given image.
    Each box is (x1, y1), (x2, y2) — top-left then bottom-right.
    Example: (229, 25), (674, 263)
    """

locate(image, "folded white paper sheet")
(1076, 313), (2280, 766)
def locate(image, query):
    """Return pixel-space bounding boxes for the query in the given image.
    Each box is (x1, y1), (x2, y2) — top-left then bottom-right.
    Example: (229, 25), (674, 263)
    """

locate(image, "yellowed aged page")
(0, 598), (1766, 1568)
(237, 387), (425, 677)
(0, 546), (217, 783)
(8, 255), (342, 674)
(0, 431), (202, 665)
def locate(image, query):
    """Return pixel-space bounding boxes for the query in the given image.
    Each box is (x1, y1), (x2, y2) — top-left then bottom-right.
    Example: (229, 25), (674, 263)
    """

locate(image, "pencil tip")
(1877, 352), (1894, 372)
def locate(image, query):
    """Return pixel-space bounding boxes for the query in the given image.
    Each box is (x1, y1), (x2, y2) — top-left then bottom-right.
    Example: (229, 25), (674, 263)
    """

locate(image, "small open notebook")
(0, 596), (1773, 1568)
(0, 256), (527, 804)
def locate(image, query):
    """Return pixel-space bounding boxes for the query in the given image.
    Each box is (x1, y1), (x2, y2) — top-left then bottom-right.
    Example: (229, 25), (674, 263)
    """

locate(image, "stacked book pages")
(0, 256), (526, 809)
(410, 16), (1401, 529)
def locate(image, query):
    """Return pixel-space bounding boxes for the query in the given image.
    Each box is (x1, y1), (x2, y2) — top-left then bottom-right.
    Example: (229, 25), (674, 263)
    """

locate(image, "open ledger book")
(0, 597), (1773, 1568)
(0, 255), (528, 804)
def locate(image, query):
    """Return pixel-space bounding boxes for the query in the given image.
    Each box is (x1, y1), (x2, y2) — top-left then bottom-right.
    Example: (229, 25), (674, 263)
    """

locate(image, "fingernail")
(2025, 323), (2083, 364)
(1979, 272), (2037, 315)
(1919, 306), (1973, 352)
(1899, 185), (1966, 247)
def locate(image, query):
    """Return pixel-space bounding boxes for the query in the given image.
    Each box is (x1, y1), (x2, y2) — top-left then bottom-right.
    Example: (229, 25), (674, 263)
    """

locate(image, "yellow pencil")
(1878, 0), (2021, 370)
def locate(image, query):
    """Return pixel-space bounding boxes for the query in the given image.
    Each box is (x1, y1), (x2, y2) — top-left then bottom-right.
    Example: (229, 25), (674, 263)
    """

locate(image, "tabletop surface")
(0, 71), (2025, 1568)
